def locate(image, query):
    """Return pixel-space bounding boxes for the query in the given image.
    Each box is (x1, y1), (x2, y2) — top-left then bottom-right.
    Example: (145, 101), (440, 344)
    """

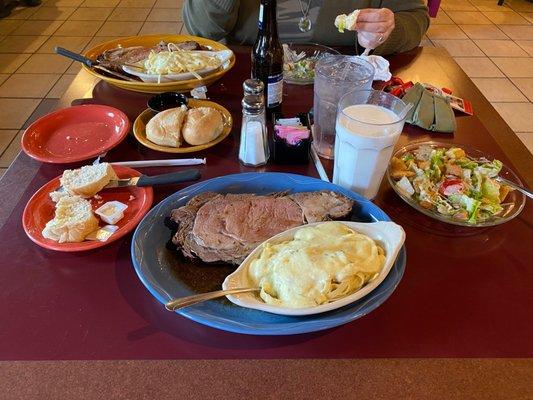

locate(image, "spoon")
(165, 287), (260, 311)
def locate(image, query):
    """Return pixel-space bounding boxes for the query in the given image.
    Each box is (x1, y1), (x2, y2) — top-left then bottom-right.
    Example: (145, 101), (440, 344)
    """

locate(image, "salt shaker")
(243, 78), (265, 96)
(239, 94), (269, 167)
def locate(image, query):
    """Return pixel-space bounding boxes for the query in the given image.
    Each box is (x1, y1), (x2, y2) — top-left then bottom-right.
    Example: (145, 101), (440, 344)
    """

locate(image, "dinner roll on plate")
(59, 162), (118, 198)
(146, 105), (188, 147)
(42, 196), (99, 243)
(182, 107), (224, 146)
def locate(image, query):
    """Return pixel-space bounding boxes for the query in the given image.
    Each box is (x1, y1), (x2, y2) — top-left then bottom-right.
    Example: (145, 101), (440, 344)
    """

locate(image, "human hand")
(354, 8), (395, 50)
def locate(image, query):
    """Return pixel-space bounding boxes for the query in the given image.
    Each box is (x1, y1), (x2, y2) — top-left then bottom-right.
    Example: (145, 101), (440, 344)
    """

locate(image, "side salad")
(390, 145), (512, 224)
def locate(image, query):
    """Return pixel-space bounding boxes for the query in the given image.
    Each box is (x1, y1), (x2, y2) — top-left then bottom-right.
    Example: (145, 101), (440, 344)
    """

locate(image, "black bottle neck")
(258, 0), (279, 38)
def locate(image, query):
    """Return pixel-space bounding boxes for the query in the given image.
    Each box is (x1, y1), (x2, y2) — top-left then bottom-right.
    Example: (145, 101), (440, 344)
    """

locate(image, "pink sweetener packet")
(275, 125), (310, 145)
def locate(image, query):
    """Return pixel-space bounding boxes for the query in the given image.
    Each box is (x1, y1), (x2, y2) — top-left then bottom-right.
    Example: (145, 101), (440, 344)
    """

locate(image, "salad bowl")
(387, 141), (526, 227)
(283, 43), (340, 85)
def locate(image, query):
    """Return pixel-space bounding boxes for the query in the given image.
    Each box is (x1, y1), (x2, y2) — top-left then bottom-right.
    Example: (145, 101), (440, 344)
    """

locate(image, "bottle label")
(258, 4), (264, 29)
(267, 73), (283, 108)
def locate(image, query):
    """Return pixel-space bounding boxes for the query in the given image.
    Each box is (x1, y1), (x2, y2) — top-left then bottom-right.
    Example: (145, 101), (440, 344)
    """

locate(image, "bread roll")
(59, 162), (118, 199)
(42, 196), (99, 243)
(146, 105), (188, 147)
(182, 107), (224, 146)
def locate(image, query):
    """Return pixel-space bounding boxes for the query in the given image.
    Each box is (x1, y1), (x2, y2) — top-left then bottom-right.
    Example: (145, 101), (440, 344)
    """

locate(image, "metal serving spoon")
(165, 287), (260, 311)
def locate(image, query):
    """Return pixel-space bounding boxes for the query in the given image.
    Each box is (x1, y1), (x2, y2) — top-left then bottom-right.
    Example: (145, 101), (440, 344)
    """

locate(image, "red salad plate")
(21, 105), (130, 164)
(22, 166), (153, 252)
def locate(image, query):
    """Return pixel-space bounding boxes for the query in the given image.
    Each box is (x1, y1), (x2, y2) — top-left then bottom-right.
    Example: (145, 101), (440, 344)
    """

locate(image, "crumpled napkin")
(402, 82), (456, 133)
(355, 55), (392, 81)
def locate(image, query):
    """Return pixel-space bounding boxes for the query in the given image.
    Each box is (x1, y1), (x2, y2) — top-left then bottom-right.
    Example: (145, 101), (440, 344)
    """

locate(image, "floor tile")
(433, 39), (485, 57)
(4, 6), (38, 20)
(492, 102), (533, 132)
(66, 61), (82, 74)
(96, 21), (143, 36)
(37, 36), (91, 53)
(0, 74), (9, 85)
(0, 19), (24, 35)
(44, 0), (84, 6)
(17, 54), (72, 74)
(515, 40), (533, 56)
(0, 99), (40, 129)
(154, 0), (183, 8)
(483, 10), (530, 24)
(28, 6), (76, 20)
(0, 35), (49, 53)
(472, 77), (527, 102)
(54, 20), (104, 36)
(117, 0), (155, 7)
(11, 20), (63, 36)
(498, 25), (533, 39)
(491, 57), (533, 77)
(506, 0), (533, 12)
(83, 36), (125, 51)
(46, 74), (77, 98)
(108, 8), (151, 21)
(470, 0), (514, 12)
(511, 78), (533, 101)
(446, 11), (492, 25)
(69, 7), (114, 20)
(420, 38), (435, 47)
(431, 11), (453, 25)
(139, 21), (183, 35)
(0, 54), (30, 73)
(516, 133), (533, 153)
(474, 39), (529, 57)
(459, 24), (509, 39)
(0, 73), (61, 98)
(427, 24), (468, 40)
(440, 0), (477, 11)
(81, 0), (120, 6)
(147, 8), (182, 22)
(454, 57), (505, 77)
(0, 130), (23, 168)
(519, 12), (533, 23)
(0, 130), (18, 157)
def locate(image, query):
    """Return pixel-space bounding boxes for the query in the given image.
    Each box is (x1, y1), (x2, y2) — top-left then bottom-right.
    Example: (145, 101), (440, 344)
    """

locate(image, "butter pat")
(86, 225), (119, 242)
(95, 201), (128, 224)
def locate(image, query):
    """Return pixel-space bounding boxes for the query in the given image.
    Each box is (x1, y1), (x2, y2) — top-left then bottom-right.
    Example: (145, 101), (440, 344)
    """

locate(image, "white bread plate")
(222, 221), (405, 316)
(122, 50), (234, 83)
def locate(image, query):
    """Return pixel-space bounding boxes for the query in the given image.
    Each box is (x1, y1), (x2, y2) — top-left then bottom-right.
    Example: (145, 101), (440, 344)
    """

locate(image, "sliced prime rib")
(170, 191), (354, 265)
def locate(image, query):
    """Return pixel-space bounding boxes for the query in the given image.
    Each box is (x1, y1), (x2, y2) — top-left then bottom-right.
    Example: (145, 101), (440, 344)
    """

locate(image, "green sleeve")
(183, 0), (241, 41)
(373, 0), (430, 55)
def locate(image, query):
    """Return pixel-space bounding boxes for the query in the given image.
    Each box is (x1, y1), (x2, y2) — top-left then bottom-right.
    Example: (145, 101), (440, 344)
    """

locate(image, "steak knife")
(104, 169), (201, 188)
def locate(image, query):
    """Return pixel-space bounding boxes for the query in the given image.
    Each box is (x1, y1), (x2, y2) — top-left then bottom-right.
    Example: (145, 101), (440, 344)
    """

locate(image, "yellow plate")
(133, 99), (233, 153)
(83, 34), (236, 94)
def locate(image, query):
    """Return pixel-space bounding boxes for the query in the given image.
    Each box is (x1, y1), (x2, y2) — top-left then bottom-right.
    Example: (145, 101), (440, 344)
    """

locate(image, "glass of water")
(313, 55), (374, 159)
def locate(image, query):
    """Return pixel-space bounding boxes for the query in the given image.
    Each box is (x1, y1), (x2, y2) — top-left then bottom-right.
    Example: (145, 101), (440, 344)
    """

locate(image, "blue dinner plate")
(131, 172), (406, 335)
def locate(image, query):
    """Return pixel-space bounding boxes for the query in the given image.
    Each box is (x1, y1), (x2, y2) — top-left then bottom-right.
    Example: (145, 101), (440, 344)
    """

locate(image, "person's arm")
(374, 0), (430, 55)
(183, 0), (241, 41)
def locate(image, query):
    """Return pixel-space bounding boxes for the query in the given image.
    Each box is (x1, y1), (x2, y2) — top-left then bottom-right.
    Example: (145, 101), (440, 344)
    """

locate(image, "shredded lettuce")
(481, 177), (501, 203)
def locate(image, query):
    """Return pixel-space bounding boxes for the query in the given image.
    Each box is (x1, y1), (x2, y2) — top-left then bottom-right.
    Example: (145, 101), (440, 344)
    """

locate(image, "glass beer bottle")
(252, 0), (283, 117)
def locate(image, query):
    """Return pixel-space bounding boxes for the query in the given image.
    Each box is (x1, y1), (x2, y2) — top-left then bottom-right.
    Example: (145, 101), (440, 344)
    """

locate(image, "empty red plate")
(22, 105), (130, 164)
(22, 165), (153, 252)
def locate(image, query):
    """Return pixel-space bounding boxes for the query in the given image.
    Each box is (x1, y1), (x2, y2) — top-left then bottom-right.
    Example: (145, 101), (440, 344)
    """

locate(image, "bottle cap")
(243, 79), (264, 95)
(242, 94), (264, 114)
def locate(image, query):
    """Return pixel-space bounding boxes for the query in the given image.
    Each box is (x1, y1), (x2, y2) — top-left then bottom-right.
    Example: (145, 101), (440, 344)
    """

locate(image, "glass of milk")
(333, 89), (408, 199)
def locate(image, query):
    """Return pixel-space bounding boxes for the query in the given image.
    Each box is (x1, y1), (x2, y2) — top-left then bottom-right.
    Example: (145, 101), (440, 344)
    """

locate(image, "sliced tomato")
(439, 178), (464, 196)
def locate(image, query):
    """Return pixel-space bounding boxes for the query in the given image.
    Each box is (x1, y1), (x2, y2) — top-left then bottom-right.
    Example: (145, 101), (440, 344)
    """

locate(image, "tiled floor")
(425, 0), (533, 156)
(0, 0), (531, 179)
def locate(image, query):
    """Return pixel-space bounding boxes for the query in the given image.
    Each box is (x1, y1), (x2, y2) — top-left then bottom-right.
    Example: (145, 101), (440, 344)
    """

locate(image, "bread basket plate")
(132, 99), (233, 154)
(83, 34), (235, 94)
(131, 172), (406, 335)
(21, 105), (130, 164)
(222, 220), (405, 316)
(23, 166), (153, 252)
(122, 50), (234, 83)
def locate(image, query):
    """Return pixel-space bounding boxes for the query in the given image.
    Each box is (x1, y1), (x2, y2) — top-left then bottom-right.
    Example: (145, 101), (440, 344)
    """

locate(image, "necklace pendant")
(298, 16), (312, 32)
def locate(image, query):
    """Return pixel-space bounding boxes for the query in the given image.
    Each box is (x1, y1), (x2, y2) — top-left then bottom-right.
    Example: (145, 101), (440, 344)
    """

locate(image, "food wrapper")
(422, 83), (473, 115)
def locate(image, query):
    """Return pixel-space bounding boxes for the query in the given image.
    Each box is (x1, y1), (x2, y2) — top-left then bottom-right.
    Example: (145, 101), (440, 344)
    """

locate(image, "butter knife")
(104, 169), (201, 188)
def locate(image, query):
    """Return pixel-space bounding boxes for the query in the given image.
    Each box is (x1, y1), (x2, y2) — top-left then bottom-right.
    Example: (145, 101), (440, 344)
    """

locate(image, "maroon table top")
(0, 46), (532, 364)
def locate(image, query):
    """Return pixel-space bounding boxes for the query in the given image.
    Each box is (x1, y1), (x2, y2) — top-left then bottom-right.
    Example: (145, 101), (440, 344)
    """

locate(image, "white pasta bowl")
(122, 50), (234, 83)
(222, 221), (405, 316)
